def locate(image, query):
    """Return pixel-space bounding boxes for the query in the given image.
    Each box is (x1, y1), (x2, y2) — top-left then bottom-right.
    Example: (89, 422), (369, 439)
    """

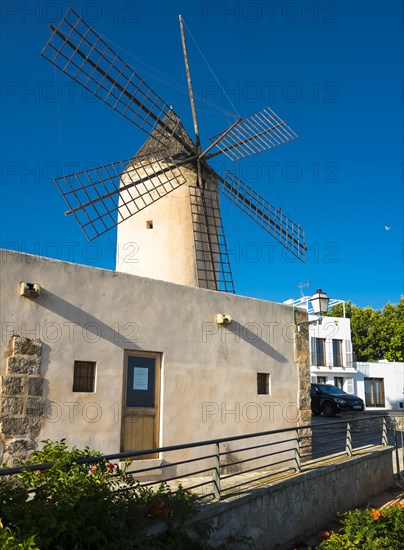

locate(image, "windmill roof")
(134, 111), (195, 160)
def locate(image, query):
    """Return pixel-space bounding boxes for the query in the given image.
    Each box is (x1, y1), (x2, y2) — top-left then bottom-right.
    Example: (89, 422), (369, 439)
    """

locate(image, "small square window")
(73, 361), (96, 392)
(257, 373), (270, 395)
(146, 220), (153, 229)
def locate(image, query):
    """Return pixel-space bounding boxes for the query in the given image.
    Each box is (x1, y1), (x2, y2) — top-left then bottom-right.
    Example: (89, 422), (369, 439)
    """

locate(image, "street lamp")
(295, 288), (330, 331)
(309, 288), (330, 317)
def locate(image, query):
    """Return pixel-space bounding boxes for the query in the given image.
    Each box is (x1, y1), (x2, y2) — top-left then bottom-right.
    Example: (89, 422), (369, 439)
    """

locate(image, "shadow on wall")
(34, 289), (141, 350)
(226, 321), (288, 363)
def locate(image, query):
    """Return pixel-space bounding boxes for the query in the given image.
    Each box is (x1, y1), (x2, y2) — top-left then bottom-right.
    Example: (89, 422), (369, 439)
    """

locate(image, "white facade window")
(311, 337), (326, 366)
(334, 376), (344, 390)
(333, 339), (343, 367)
(365, 378), (385, 407)
(344, 339), (353, 367)
(344, 377), (354, 394)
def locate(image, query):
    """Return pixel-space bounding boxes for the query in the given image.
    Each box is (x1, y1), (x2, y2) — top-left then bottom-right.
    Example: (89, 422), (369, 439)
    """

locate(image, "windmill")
(41, 9), (306, 293)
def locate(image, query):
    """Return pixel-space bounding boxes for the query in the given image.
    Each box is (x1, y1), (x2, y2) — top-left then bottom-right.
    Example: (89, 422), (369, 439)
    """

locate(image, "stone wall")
(192, 447), (394, 549)
(294, 310), (312, 461)
(0, 336), (45, 465)
(294, 310), (311, 426)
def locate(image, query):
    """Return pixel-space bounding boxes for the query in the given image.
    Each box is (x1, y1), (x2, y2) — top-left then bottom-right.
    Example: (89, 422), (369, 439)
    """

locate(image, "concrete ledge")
(124, 458), (164, 480)
(191, 447), (394, 549)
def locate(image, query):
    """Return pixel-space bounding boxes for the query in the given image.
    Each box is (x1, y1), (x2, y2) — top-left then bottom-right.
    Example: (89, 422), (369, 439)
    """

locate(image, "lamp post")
(296, 288), (330, 331)
(309, 288), (330, 317)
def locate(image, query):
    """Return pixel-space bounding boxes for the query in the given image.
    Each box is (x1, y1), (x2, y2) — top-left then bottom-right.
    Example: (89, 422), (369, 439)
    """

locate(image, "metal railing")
(0, 415), (396, 501)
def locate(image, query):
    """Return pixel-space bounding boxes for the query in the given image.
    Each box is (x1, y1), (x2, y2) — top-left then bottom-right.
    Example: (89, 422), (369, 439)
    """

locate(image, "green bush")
(316, 504), (404, 549)
(0, 440), (212, 549)
(0, 520), (39, 550)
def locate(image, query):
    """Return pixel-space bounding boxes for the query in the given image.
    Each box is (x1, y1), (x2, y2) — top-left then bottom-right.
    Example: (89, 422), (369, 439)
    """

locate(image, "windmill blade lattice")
(55, 153), (187, 241)
(207, 107), (298, 162)
(41, 9), (307, 295)
(41, 8), (189, 150)
(222, 170), (306, 261)
(189, 186), (235, 293)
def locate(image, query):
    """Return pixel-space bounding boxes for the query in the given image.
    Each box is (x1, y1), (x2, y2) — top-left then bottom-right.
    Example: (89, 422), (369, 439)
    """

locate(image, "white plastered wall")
(1, 250), (301, 456)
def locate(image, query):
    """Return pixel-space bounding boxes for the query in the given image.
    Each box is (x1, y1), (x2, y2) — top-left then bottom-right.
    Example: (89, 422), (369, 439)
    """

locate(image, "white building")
(308, 315), (356, 395)
(286, 295), (404, 411)
(355, 361), (404, 410)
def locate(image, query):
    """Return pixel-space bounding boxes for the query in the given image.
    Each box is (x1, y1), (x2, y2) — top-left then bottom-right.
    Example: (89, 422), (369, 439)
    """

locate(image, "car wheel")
(311, 406), (321, 416)
(322, 401), (337, 418)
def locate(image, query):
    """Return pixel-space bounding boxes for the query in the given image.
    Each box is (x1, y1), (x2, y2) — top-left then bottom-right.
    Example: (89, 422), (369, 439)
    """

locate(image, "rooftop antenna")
(297, 281), (310, 297)
(41, 9), (306, 293)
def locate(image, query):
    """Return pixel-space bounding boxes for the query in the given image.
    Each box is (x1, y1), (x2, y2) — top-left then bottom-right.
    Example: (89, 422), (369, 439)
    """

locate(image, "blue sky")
(1, 0), (403, 309)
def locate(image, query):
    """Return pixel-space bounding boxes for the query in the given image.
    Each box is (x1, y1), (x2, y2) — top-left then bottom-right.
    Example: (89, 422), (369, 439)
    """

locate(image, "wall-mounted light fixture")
(20, 282), (41, 298)
(215, 314), (232, 326)
(296, 288), (329, 331)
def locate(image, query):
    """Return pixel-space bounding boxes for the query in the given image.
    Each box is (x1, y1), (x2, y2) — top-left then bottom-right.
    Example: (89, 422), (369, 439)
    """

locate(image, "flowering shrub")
(316, 503), (404, 549)
(0, 440), (212, 549)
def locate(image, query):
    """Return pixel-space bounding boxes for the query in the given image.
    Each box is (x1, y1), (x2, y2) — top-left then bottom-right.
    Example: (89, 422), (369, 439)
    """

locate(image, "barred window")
(257, 373), (270, 395)
(73, 361), (96, 392)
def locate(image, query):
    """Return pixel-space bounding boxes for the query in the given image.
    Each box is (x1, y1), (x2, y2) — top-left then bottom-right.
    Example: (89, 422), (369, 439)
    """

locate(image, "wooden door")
(122, 352), (160, 458)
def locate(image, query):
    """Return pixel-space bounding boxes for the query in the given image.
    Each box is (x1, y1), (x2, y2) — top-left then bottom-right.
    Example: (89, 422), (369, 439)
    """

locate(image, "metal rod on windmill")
(200, 118), (242, 159)
(179, 15), (203, 188)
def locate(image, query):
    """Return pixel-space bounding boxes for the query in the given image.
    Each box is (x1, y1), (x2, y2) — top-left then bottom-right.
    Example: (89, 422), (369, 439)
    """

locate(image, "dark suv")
(310, 383), (365, 417)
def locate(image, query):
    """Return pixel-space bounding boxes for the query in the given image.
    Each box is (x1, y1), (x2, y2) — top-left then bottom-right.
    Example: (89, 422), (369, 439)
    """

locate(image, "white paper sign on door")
(133, 367), (148, 391)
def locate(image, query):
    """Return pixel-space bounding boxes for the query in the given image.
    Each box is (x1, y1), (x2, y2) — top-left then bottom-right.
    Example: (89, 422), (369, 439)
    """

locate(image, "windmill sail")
(55, 152), (187, 241)
(222, 170), (306, 261)
(207, 107), (298, 161)
(41, 10), (307, 293)
(189, 186), (235, 293)
(41, 8), (191, 150)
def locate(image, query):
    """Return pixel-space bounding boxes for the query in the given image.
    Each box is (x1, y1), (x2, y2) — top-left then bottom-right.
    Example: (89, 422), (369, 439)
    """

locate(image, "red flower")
(371, 509), (381, 520)
(106, 463), (115, 472)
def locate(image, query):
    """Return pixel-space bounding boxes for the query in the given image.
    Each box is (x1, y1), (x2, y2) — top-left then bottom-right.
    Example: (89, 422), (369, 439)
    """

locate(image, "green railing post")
(382, 417), (388, 446)
(212, 442), (221, 500)
(345, 422), (352, 456)
(295, 429), (301, 472)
